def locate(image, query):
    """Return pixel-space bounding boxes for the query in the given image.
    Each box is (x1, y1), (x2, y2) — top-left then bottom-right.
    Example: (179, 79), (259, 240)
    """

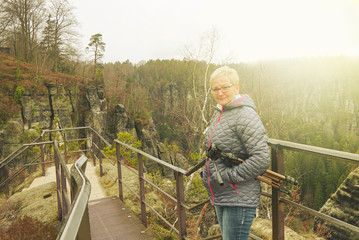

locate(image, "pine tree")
(86, 33), (106, 82)
(315, 182), (324, 210)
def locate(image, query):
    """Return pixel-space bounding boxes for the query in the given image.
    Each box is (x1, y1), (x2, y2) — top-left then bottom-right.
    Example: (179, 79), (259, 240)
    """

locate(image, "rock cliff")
(319, 167), (359, 240)
(0, 77), (184, 180)
(1, 81), (91, 158)
(0, 53), (188, 183)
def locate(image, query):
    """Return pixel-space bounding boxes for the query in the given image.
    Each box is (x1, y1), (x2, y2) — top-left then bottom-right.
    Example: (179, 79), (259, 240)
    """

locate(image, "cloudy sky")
(69, 0), (359, 64)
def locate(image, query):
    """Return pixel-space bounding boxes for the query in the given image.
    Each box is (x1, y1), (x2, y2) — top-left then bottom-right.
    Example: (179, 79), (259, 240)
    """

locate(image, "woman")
(201, 66), (270, 240)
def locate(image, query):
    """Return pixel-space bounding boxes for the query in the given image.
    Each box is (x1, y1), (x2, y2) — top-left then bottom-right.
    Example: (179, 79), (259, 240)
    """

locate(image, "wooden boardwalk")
(88, 196), (154, 240)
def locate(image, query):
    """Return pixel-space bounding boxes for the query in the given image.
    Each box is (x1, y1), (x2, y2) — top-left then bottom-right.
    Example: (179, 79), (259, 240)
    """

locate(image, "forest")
(1, 0), (358, 211)
(100, 57), (359, 210)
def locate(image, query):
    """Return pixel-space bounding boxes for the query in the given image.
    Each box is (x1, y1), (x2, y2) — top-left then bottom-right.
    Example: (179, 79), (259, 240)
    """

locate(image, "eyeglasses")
(211, 85), (233, 94)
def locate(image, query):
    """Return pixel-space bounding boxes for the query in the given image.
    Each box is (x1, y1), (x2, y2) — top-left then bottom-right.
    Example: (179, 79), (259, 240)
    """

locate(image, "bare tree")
(43, 0), (78, 72)
(3, 0), (46, 62)
(181, 28), (220, 156)
(0, 1), (12, 43)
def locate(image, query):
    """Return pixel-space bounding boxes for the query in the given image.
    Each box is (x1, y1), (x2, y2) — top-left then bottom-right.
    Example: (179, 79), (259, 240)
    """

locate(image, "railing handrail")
(114, 139), (187, 175)
(90, 127), (111, 147)
(40, 126), (91, 136)
(268, 138), (359, 164)
(0, 125), (91, 168)
(0, 139), (49, 168)
(280, 197), (359, 233)
(112, 136), (359, 239)
(56, 155), (91, 240)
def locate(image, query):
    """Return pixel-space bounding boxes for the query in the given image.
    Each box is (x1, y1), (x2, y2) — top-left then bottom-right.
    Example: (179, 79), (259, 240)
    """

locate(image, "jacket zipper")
(207, 106), (224, 205)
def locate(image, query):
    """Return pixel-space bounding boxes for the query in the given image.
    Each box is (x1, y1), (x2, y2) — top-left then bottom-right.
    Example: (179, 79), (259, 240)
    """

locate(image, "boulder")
(6, 182), (58, 224)
(251, 218), (307, 240)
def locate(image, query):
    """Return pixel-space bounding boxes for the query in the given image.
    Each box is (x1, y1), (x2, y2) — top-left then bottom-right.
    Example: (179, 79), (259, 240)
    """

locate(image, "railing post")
(63, 130), (68, 163)
(116, 142), (123, 201)
(138, 154), (147, 227)
(5, 166), (9, 198)
(54, 142), (63, 220)
(271, 145), (285, 240)
(61, 165), (69, 218)
(40, 141), (45, 176)
(99, 140), (103, 176)
(91, 133), (96, 166)
(176, 172), (187, 239)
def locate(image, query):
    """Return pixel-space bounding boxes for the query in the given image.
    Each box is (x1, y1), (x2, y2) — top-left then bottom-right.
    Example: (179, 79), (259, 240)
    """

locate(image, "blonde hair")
(210, 66), (239, 85)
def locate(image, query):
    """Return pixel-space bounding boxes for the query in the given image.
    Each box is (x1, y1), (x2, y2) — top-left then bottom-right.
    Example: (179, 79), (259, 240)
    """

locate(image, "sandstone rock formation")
(0, 119), (24, 157)
(319, 167), (359, 240)
(84, 82), (107, 136)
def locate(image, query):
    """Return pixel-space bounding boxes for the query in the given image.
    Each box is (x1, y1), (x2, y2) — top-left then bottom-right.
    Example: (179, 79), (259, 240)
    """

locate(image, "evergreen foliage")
(86, 33), (106, 82)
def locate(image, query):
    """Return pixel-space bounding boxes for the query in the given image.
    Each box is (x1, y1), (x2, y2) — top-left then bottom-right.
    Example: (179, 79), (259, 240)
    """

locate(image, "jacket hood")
(216, 94), (257, 112)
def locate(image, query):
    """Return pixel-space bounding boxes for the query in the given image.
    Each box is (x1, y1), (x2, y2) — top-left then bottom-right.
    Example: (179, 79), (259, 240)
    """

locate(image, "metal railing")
(268, 139), (359, 240)
(0, 127), (91, 198)
(0, 127), (93, 239)
(89, 130), (359, 240)
(2, 126), (359, 240)
(56, 155), (91, 240)
(115, 140), (187, 238)
(0, 140), (52, 198)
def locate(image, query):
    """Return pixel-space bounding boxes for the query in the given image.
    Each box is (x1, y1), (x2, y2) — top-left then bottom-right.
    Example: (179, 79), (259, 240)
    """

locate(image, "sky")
(69, 0), (359, 64)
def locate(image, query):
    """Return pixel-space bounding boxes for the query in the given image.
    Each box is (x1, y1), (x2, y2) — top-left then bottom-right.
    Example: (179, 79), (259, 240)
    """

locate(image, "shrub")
(0, 98), (19, 126)
(14, 86), (25, 104)
(103, 132), (142, 168)
(0, 215), (58, 240)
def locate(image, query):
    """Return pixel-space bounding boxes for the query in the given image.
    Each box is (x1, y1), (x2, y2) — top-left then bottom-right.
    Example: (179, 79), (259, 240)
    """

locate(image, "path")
(23, 158), (154, 239)
(24, 159), (106, 201)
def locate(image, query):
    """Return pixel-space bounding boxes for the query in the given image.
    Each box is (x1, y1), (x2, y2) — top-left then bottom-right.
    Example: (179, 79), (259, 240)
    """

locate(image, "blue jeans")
(215, 206), (256, 240)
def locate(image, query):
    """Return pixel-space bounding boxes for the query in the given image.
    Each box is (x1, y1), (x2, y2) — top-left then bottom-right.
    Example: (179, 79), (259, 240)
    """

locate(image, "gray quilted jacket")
(201, 94), (270, 207)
